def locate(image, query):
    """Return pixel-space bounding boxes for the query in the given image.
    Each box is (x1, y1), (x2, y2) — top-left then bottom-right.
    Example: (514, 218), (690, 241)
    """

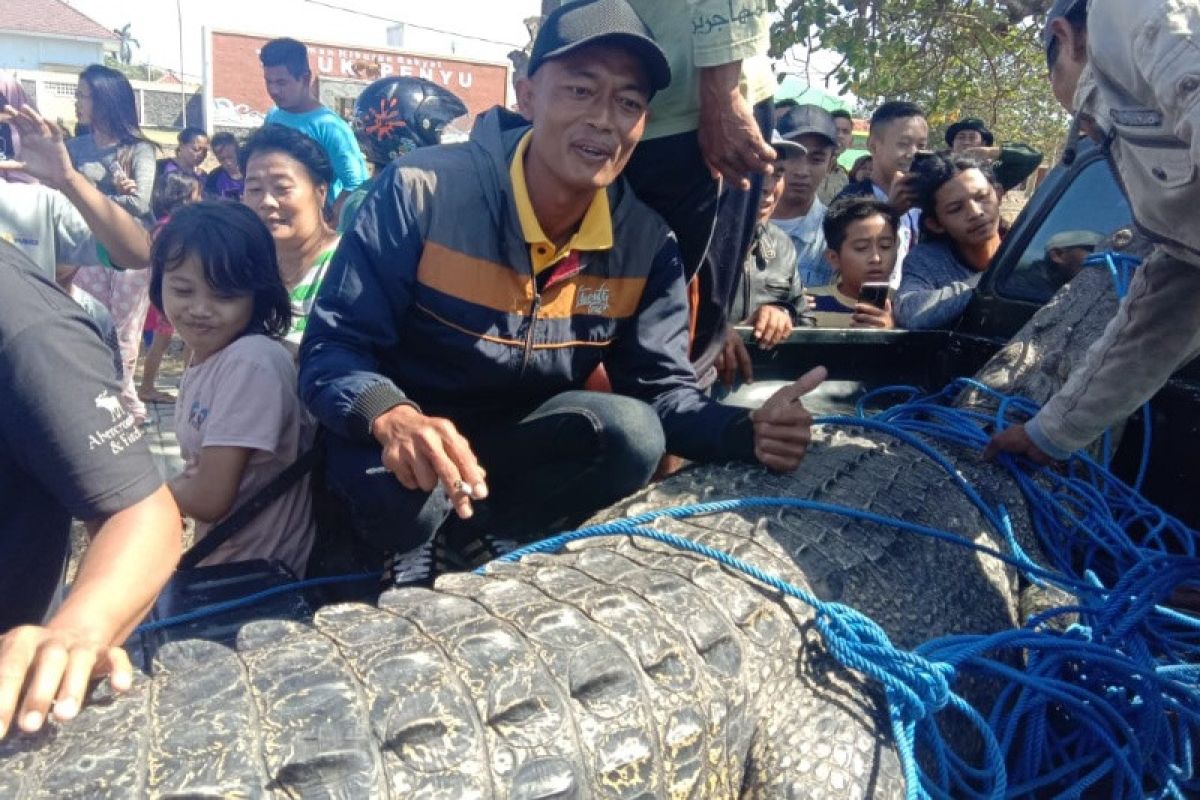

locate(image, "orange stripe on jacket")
(417, 241), (645, 320)
(417, 241), (533, 314)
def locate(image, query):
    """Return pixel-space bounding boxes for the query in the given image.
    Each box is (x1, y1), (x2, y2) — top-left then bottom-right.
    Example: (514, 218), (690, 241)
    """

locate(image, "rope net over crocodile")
(0, 265), (1197, 799)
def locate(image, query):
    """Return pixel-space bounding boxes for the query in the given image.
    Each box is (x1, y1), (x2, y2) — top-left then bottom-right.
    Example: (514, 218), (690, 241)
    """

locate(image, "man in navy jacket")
(299, 0), (825, 581)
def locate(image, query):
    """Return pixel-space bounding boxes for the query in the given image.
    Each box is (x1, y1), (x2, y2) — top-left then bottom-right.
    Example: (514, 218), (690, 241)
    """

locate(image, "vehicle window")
(997, 159), (1132, 303)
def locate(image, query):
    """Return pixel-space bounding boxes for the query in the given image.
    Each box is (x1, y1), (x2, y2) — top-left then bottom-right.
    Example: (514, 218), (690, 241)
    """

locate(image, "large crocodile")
(0, 268), (1176, 798)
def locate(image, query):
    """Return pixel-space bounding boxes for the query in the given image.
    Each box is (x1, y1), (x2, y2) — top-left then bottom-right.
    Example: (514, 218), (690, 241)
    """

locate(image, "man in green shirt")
(817, 108), (854, 204)
(945, 116), (1043, 192)
(587, 0), (779, 386)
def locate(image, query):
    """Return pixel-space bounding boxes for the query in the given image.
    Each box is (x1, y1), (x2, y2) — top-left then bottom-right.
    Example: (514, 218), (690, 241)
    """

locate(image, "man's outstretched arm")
(0, 486), (181, 737)
(2, 105), (152, 269)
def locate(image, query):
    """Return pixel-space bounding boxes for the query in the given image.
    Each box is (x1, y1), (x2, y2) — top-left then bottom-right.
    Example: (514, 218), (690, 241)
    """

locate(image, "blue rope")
(478, 374), (1198, 800)
(132, 572), (378, 635)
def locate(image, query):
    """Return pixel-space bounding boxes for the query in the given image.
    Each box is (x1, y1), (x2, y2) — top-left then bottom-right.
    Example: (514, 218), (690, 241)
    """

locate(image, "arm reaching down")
(0, 485), (181, 737)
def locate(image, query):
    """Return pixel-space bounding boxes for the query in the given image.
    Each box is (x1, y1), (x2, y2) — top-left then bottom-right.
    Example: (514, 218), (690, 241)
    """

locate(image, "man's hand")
(983, 423), (1055, 466)
(371, 404), (489, 519)
(750, 304), (793, 349)
(850, 299), (895, 330)
(698, 63), (776, 192)
(0, 624), (134, 738)
(750, 366), (828, 471)
(962, 146), (1002, 162)
(0, 104), (74, 188)
(889, 171), (919, 213)
(715, 325), (754, 387)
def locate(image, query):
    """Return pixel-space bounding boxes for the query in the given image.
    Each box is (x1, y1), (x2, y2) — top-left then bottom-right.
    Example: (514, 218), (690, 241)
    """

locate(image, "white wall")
(0, 33), (105, 71)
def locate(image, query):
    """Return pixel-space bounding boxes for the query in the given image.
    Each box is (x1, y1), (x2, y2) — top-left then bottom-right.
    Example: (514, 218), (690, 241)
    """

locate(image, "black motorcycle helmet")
(352, 76), (468, 167)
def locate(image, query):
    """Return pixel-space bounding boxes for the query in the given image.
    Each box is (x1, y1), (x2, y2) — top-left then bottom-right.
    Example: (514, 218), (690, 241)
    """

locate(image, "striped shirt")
(287, 240), (339, 344)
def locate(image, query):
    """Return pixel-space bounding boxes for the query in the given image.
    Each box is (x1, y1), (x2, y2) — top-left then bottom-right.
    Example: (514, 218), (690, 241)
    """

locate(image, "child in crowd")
(138, 171), (201, 403)
(151, 201), (316, 575)
(729, 155), (809, 348)
(810, 197), (900, 328)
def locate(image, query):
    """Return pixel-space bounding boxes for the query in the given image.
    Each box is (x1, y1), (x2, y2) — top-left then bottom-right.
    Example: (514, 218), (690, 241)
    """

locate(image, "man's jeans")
(324, 391), (667, 557)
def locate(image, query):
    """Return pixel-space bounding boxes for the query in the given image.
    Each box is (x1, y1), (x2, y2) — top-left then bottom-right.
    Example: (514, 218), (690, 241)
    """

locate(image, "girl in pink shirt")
(150, 201), (315, 575)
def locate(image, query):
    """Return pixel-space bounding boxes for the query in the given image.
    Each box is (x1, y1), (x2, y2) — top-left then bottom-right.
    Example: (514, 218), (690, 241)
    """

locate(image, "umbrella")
(839, 147), (870, 170)
(774, 76), (851, 113)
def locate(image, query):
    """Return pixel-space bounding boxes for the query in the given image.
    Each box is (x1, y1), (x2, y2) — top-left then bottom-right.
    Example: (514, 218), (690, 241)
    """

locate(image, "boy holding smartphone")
(809, 196), (901, 328)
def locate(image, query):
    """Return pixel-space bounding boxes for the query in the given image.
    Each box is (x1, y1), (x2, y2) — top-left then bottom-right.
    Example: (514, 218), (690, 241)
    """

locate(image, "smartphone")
(859, 282), (890, 310)
(910, 150), (937, 172)
(0, 122), (13, 161)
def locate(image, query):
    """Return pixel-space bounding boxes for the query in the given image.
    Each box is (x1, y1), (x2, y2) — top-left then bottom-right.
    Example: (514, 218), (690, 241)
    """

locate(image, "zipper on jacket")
(520, 293), (542, 375)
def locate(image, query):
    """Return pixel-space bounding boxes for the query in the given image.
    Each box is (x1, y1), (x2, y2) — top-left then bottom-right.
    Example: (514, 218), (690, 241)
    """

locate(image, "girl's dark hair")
(239, 123), (333, 189)
(149, 201), (292, 339)
(79, 64), (151, 146)
(151, 171), (201, 219)
(823, 196), (901, 252)
(907, 152), (997, 236)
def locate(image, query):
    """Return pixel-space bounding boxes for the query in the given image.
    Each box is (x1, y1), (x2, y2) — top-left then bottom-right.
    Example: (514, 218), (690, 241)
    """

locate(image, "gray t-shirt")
(177, 334), (316, 576)
(893, 239), (983, 330)
(0, 182), (99, 280)
(65, 135), (156, 222)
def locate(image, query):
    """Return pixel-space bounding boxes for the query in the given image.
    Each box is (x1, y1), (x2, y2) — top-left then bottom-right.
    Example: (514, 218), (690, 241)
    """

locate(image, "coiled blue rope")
(480, 374), (1198, 800)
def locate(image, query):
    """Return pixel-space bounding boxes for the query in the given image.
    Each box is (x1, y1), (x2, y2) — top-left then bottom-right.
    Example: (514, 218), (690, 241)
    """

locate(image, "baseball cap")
(1042, 0), (1088, 55)
(770, 130), (807, 159)
(776, 104), (838, 150)
(528, 0), (671, 94)
(1045, 229), (1105, 252)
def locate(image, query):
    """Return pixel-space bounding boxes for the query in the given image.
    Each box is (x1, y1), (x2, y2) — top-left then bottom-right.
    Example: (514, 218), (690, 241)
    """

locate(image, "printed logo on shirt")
(94, 390), (123, 422)
(188, 400), (209, 431)
(576, 284), (611, 315)
(0, 231), (38, 247)
(88, 390), (143, 455)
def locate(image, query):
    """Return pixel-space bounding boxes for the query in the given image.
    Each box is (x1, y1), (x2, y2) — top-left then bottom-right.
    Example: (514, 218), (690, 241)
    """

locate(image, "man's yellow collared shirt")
(509, 131), (613, 275)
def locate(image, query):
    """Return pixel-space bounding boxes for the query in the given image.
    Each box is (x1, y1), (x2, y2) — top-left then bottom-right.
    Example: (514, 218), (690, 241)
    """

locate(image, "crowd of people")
(0, 0), (1195, 747)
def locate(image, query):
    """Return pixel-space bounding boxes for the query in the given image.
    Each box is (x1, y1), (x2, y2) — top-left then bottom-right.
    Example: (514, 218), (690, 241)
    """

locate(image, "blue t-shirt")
(265, 106), (369, 205)
(772, 199), (833, 287)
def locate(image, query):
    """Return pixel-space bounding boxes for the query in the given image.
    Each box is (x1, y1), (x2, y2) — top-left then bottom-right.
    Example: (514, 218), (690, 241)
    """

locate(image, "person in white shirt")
(770, 104), (839, 287)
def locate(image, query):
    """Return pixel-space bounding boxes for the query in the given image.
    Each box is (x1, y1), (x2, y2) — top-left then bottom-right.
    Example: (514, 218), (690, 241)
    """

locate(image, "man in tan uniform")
(987, 0), (1200, 465)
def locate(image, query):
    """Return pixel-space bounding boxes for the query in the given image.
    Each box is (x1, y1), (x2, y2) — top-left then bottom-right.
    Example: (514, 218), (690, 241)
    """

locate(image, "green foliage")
(102, 54), (165, 83)
(773, 0), (1067, 160)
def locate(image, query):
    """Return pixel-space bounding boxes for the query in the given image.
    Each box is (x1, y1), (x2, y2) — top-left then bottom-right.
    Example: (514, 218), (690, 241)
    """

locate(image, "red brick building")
(204, 29), (509, 137)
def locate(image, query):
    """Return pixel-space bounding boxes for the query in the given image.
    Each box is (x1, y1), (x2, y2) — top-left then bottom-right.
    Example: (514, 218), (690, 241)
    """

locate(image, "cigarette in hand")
(364, 468), (476, 499)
